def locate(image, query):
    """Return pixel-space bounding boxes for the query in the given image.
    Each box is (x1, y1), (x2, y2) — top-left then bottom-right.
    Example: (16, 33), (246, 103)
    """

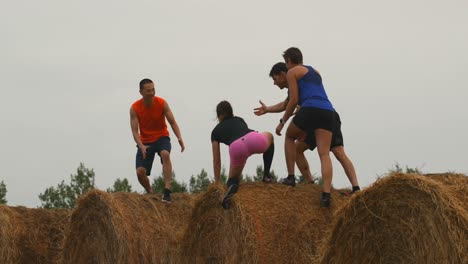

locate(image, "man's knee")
(160, 150), (171, 161)
(136, 167), (147, 177)
(332, 147), (346, 161)
(295, 142), (308, 154)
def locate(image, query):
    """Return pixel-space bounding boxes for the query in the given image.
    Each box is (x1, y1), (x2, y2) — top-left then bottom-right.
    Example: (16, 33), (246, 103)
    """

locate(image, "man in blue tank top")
(255, 62), (360, 195)
(276, 47), (336, 207)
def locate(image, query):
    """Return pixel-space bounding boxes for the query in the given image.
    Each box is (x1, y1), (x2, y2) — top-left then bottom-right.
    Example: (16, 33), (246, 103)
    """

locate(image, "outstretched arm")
(276, 69), (300, 135)
(163, 101), (185, 152)
(254, 99), (288, 115)
(130, 107), (148, 158)
(212, 141), (221, 183)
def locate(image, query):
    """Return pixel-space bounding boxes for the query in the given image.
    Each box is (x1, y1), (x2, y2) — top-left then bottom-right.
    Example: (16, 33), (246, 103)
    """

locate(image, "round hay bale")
(424, 173), (467, 202)
(62, 189), (194, 264)
(0, 205), (69, 264)
(317, 173), (468, 264)
(180, 182), (349, 263)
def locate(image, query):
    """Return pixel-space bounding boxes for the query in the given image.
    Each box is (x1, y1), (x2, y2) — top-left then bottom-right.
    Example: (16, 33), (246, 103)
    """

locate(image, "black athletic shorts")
(135, 136), (171, 176)
(293, 107), (335, 133)
(306, 112), (343, 151)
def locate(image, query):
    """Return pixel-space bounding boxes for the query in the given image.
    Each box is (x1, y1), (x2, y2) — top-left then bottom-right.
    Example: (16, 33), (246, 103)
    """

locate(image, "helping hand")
(254, 100), (267, 116)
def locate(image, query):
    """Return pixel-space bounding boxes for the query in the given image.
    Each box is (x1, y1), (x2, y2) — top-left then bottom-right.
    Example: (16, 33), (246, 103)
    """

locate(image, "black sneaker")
(320, 193), (331, 208)
(262, 175), (272, 183)
(221, 184), (238, 209)
(162, 189), (171, 203)
(281, 176), (296, 187)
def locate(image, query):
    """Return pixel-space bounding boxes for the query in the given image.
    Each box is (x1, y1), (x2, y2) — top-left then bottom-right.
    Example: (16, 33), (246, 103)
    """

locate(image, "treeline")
(0, 162), (280, 209)
(0, 162), (421, 209)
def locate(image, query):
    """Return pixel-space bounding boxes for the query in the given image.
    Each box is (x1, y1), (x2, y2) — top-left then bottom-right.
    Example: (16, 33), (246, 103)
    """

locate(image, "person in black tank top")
(211, 101), (275, 209)
(278, 47), (335, 207)
(256, 62), (361, 195)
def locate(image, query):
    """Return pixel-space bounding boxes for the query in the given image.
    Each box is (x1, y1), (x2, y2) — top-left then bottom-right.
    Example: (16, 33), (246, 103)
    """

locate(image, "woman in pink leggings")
(211, 101), (274, 209)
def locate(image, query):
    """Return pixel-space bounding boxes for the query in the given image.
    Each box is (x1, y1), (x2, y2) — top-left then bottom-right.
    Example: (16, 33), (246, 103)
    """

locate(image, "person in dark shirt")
(255, 62), (360, 195)
(211, 101), (275, 209)
(276, 47), (336, 207)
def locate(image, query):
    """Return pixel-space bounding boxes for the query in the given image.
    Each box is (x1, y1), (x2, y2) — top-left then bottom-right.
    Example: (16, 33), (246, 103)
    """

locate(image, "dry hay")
(61, 189), (195, 264)
(0, 205), (69, 264)
(317, 173), (468, 264)
(180, 182), (350, 264)
(424, 172), (468, 202)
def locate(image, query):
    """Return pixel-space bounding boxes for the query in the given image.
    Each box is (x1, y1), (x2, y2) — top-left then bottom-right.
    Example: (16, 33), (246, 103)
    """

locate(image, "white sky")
(1, 0), (467, 207)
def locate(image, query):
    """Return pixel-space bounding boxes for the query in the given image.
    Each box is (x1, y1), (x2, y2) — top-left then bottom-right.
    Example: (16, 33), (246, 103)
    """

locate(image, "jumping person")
(211, 101), (274, 209)
(275, 47), (336, 207)
(255, 62), (360, 193)
(130, 78), (185, 202)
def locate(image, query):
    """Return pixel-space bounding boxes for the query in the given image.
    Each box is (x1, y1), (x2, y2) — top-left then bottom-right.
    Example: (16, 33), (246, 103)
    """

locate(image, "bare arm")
(163, 101), (185, 152)
(212, 141), (221, 183)
(254, 99), (288, 115)
(276, 67), (306, 135)
(130, 107), (148, 158)
(282, 69), (300, 123)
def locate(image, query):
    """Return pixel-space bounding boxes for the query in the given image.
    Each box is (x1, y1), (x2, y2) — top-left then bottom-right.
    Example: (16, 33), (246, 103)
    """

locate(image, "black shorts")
(135, 136), (171, 176)
(293, 107), (335, 133)
(306, 112), (343, 151)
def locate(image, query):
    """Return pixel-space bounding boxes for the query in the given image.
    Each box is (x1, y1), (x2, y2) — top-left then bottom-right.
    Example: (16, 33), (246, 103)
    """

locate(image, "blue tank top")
(297, 65), (334, 111)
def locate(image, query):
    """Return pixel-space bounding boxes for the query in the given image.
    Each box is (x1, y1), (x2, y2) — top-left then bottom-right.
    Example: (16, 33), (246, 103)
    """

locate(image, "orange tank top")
(132, 97), (169, 143)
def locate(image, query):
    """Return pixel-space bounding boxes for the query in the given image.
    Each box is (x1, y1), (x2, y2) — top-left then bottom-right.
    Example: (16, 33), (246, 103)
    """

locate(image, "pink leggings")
(229, 131), (269, 166)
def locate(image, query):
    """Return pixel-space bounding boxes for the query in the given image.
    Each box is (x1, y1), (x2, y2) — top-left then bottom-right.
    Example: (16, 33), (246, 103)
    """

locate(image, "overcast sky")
(1, 0), (467, 207)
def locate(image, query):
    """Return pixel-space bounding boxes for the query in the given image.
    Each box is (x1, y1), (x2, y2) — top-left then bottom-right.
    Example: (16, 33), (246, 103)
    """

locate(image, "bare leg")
(332, 146), (359, 187)
(285, 123), (304, 175)
(261, 132), (274, 146)
(160, 150), (172, 190)
(136, 167), (153, 194)
(222, 164), (245, 209)
(315, 129), (333, 193)
(228, 164), (245, 182)
(295, 141), (314, 183)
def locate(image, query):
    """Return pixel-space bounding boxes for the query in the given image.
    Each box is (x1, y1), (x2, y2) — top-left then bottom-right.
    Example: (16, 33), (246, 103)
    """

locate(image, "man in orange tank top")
(130, 78), (185, 202)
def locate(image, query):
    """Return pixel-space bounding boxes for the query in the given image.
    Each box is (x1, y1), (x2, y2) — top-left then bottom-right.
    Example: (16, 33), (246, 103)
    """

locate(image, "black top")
(211, 116), (254, 146)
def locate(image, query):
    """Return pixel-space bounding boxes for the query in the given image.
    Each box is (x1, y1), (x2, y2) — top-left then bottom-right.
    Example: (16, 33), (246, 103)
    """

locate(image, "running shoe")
(320, 193), (331, 208)
(262, 175), (273, 183)
(221, 184), (238, 209)
(162, 188), (171, 203)
(281, 176), (296, 187)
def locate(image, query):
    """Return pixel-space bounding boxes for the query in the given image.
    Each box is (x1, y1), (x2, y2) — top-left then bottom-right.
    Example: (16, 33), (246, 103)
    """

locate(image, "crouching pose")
(211, 101), (275, 209)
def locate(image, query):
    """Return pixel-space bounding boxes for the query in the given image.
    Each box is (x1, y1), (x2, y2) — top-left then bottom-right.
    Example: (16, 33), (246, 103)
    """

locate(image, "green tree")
(189, 169), (211, 193)
(220, 167), (228, 185)
(107, 178), (133, 193)
(389, 163), (422, 174)
(38, 163), (95, 209)
(376, 163), (423, 180)
(252, 165), (278, 182)
(151, 171), (187, 193)
(0, 180), (7, 204)
(240, 166), (277, 183)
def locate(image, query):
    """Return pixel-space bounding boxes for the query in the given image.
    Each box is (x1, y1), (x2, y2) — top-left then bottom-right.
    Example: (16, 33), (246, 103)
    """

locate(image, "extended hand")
(254, 100), (267, 116)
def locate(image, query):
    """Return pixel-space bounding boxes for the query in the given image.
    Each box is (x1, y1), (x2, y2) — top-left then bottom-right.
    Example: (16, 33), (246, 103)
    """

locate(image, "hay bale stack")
(62, 189), (194, 264)
(425, 173), (467, 202)
(317, 173), (468, 264)
(180, 182), (349, 263)
(0, 205), (69, 264)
